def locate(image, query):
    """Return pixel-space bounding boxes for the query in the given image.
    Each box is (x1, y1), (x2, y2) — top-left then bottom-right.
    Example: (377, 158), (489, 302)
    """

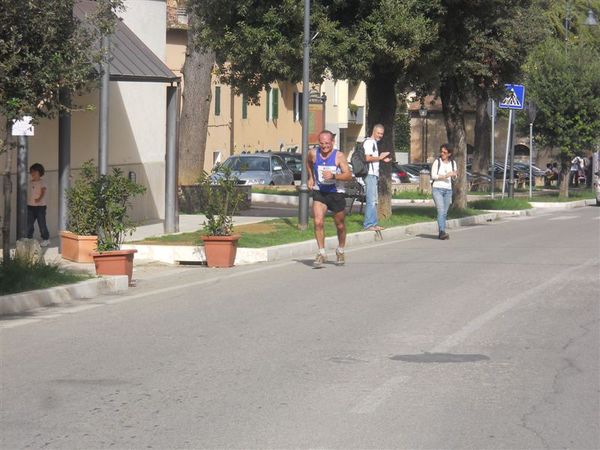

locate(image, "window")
(213, 151), (223, 166)
(293, 92), (303, 122)
(242, 94), (248, 119)
(266, 88), (279, 121)
(333, 80), (338, 106)
(214, 86), (221, 116)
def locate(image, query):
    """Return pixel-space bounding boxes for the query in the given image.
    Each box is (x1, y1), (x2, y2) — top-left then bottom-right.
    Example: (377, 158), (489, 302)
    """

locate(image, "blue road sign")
(499, 84), (525, 110)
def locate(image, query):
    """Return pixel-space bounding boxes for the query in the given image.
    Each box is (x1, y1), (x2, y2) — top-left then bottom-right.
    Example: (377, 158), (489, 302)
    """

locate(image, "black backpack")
(351, 142), (370, 178)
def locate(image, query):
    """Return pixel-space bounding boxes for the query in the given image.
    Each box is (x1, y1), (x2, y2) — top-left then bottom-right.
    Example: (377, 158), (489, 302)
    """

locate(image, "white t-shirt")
(363, 138), (379, 177)
(431, 159), (456, 190)
(28, 179), (47, 206)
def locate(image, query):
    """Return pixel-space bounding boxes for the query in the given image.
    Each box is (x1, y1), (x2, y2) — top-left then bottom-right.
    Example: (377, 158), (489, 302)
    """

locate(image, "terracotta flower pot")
(60, 231), (98, 263)
(201, 234), (241, 268)
(91, 249), (137, 285)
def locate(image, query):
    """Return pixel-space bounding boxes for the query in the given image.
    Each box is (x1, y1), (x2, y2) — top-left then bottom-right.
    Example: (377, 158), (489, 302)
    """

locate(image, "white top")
(363, 138), (379, 177)
(28, 179), (47, 206)
(431, 159), (456, 190)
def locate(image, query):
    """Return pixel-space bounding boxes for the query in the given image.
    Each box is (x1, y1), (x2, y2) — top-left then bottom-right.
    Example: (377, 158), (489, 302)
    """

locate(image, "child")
(27, 163), (50, 247)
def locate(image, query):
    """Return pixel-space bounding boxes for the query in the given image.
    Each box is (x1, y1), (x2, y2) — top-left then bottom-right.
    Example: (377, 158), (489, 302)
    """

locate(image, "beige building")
(166, 1), (367, 171)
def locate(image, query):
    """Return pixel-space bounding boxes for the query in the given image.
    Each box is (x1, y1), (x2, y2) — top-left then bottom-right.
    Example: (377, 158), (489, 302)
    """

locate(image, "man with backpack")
(358, 124), (390, 231)
(431, 144), (457, 240)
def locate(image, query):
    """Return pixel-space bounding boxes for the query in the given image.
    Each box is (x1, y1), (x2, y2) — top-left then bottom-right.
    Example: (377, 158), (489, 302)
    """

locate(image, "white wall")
(0, 0), (171, 242)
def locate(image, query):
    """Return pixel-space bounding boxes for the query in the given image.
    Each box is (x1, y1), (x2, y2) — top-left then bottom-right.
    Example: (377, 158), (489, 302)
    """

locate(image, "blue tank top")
(313, 149), (345, 194)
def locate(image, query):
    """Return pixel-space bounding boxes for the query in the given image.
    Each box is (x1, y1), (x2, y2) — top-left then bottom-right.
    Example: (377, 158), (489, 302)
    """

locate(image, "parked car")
(271, 152), (303, 181)
(392, 163), (420, 183)
(214, 153), (294, 185)
(513, 162), (546, 178)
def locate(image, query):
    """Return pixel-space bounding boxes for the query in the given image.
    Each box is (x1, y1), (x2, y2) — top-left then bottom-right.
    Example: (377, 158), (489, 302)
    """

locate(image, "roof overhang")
(75, 0), (180, 84)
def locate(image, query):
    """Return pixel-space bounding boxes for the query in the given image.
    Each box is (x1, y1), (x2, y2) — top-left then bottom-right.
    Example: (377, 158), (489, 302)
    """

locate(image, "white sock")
(319, 248), (326, 255)
(336, 247), (344, 254)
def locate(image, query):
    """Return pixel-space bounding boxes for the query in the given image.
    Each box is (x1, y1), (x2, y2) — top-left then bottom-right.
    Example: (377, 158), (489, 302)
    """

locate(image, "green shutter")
(215, 86), (221, 116)
(272, 88), (279, 119)
(266, 89), (270, 121)
(242, 94), (248, 119)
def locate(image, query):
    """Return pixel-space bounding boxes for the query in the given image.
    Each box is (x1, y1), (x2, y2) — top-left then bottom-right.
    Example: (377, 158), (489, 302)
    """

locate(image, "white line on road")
(350, 257), (598, 415)
(431, 257), (596, 353)
(548, 215), (580, 221)
(350, 376), (410, 414)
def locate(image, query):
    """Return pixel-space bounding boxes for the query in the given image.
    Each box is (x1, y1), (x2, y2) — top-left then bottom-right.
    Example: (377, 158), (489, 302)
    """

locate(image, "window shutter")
(242, 94), (248, 119)
(215, 86), (221, 116)
(266, 89), (270, 121)
(273, 88), (279, 119)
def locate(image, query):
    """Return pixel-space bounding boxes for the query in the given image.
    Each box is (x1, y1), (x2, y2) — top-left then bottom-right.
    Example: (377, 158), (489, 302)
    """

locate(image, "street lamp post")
(298, 0), (311, 230)
(419, 105), (428, 163)
(565, 1), (573, 54)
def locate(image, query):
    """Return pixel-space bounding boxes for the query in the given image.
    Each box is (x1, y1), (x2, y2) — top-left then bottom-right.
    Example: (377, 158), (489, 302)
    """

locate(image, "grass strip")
(139, 206), (481, 248)
(469, 198), (532, 210)
(527, 189), (595, 202)
(0, 259), (90, 296)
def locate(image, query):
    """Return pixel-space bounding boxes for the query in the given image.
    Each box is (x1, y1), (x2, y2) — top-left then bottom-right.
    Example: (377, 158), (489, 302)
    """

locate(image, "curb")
(124, 212), (503, 265)
(0, 275), (129, 316)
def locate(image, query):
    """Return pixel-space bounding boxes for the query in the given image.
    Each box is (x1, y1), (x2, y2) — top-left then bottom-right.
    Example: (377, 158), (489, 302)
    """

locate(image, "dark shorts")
(312, 190), (346, 213)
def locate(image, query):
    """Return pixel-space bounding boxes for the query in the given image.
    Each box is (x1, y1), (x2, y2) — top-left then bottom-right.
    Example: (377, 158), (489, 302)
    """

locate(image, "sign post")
(498, 84), (525, 198)
(527, 101), (537, 199)
(486, 99), (497, 198)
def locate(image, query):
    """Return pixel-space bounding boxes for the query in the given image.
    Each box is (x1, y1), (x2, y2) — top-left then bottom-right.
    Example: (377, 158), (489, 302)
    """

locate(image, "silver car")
(216, 154), (295, 185)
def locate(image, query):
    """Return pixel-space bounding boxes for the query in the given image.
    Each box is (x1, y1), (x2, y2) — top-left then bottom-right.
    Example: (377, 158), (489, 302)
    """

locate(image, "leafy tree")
(188, 0), (439, 218)
(0, 0), (122, 259)
(426, 0), (544, 207)
(524, 38), (600, 197)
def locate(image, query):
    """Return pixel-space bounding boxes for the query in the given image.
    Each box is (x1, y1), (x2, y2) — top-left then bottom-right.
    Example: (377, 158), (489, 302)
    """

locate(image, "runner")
(307, 130), (353, 267)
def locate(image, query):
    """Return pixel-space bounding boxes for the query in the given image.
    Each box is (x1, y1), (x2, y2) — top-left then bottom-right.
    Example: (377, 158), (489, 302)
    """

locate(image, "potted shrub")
(60, 161), (100, 263)
(198, 166), (245, 267)
(89, 165), (146, 284)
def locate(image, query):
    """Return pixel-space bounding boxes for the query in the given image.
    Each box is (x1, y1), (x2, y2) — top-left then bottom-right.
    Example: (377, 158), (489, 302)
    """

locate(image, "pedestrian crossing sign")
(499, 84), (525, 110)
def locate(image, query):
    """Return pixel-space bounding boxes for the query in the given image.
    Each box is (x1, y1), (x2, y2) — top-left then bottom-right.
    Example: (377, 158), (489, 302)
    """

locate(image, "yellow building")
(166, 1), (367, 171)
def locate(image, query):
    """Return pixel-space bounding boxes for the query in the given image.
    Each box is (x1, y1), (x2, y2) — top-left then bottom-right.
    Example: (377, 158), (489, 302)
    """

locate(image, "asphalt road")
(1, 206), (599, 449)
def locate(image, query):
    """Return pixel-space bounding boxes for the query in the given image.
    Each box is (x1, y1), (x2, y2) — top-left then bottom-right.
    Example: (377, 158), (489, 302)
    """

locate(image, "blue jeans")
(363, 174), (378, 229)
(432, 187), (452, 233)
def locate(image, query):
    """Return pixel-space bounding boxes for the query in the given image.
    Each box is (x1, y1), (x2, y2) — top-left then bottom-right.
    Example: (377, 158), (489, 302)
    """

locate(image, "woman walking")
(431, 144), (457, 240)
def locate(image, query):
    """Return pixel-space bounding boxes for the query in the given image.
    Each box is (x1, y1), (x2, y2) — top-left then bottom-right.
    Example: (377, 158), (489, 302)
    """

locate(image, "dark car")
(271, 152), (303, 181)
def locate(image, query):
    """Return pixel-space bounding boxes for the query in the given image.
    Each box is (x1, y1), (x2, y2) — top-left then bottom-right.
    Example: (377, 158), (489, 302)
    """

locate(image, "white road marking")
(0, 260), (299, 329)
(350, 376), (410, 414)
(350, 257), (598, 415)
(548, 215), (579, 221)
(431, 257), (597, 353)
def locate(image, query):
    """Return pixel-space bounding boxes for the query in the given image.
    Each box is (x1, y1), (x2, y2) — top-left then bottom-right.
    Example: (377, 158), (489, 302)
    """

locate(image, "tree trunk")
(366, 67), (398, 220)
(178, 11), (215, 185)
(440, 76), (468, 209)
(2, 122), (13, 261)
(472, 94), (491, 188)
(559, 151), (570, 199)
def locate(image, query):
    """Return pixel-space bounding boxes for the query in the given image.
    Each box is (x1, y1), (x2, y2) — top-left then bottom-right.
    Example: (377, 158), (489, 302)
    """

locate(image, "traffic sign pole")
(502, 109), (513, 198)
(487, 99), (496, 199)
